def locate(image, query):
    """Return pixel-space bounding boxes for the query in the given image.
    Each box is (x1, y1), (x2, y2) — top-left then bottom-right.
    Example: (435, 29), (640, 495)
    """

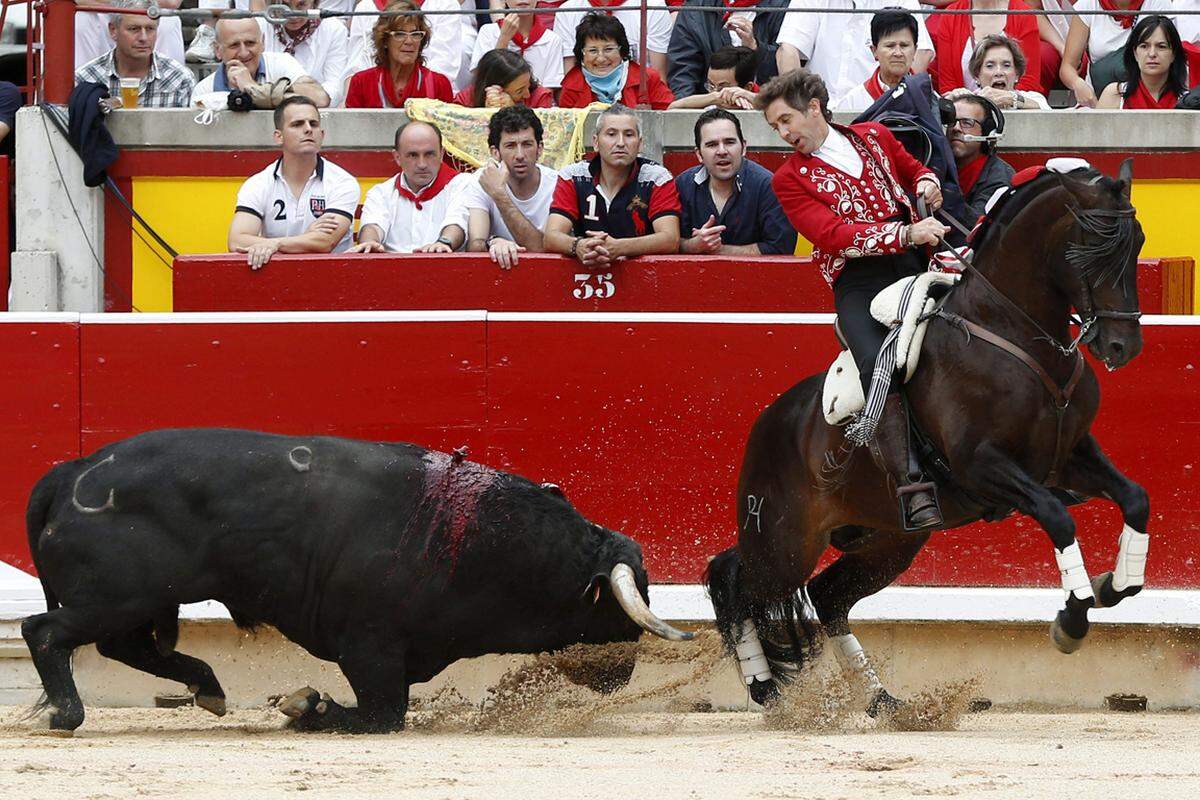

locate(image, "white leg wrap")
(830, 633), (883, 692)
(1055, 542), (1095, 602)
(734, 619), (773, 685)
(1112, 524), (1150, 592)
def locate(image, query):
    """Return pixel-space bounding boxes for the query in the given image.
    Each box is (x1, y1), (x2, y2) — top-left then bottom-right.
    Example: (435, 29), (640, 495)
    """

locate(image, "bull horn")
(609, 564), (694, 642)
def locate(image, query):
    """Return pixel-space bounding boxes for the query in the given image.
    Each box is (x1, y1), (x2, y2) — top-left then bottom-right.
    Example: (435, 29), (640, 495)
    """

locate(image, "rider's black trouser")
(832, 249), (926, 397)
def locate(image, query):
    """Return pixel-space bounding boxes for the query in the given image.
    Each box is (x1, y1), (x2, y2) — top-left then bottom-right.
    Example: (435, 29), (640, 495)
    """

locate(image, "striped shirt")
(75, 51), (195, 109)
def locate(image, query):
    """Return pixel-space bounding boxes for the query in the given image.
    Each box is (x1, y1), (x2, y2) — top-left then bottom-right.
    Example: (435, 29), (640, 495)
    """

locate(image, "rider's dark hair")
(755, 68), (831, 122)
(488, 104), (544, 149)
(1121, 15), (1187, 104)
(693, 107), (745, 149)
(869, 10), (918, 47)
(709, 45), (760, 88)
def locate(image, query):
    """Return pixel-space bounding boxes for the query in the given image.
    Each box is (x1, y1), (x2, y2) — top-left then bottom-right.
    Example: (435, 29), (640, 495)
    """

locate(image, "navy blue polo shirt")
(675, 159), (797, 255)
(550, 155), (681, 239)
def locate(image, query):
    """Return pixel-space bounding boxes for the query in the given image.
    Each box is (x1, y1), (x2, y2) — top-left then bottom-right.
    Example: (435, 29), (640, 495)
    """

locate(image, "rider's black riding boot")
(868, 394), (942, 530)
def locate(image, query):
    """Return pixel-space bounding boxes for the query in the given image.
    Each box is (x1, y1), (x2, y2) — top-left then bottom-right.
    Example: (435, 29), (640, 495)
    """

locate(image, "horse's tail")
(705, 546), (823, 698)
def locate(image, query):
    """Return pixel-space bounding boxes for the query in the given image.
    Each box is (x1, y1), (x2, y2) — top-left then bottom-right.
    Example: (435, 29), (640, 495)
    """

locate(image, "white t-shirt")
(1072, 0), (1175, 62)
(444, 164), (558, 241)
(75, 13), (184, 70)
(192, 51), (311, 104)
(360, 171), (474, 253)
(777, 0), (933, 105)
(552, 0), (673, 62)
(257, 19), (351, 107)
(471, 23), (567, 89)
(234, 156), (361, 252)
(1177, 0), (1200, 44)
(347, 0), (477, 91)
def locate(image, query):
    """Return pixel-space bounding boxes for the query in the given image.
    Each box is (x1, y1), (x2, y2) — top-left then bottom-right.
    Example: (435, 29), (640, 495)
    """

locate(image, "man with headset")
(946, 95), (1014, 219)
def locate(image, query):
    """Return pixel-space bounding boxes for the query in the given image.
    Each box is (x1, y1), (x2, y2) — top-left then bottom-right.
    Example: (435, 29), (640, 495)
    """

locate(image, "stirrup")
(897, 481), (943, 531)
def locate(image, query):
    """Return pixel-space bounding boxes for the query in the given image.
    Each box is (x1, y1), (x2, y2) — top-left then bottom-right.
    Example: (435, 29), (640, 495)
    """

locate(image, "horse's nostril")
(1110, 340), (1125, 355)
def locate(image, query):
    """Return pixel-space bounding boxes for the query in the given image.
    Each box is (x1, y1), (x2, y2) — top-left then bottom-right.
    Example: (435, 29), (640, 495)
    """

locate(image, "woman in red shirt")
(557, 13), (674, 110)
(451, 49), (555, 108)
(1097, 14), (1189, 108)
(344, 0), (454, 109)
(930, 0), (1043, 92)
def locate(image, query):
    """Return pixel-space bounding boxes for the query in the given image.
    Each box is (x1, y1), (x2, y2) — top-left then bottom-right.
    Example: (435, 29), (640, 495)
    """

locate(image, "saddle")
(822, 271), (960, 426)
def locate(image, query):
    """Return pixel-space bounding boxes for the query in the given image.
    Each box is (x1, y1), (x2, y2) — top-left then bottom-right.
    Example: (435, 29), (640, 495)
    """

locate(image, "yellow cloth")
(403, 99), (601, 170)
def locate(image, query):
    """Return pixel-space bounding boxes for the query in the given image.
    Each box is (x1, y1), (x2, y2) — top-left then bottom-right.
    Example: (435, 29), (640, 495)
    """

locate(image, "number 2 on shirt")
(272, 200), (287, 221)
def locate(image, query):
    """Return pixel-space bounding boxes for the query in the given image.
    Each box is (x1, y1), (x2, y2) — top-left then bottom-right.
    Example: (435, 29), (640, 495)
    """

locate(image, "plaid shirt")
(75, 51), (195, 108)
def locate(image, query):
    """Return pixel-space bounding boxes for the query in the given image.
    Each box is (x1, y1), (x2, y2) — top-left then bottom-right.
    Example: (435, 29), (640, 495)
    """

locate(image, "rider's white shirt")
(812, 128), (864, 179)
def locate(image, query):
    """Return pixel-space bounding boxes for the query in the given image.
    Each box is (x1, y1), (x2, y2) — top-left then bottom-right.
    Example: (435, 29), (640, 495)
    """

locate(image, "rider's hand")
(906, 217), (951, 247)
(918, 178), (943, 212)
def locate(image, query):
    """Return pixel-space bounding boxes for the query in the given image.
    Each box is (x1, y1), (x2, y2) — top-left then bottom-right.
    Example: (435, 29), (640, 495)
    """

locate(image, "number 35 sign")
(572, 273), (616, 300)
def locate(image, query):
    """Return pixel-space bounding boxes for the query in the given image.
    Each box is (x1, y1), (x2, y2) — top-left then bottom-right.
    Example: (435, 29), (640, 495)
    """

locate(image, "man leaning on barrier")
(191, 17), (329, 109)
(227, 96), (360, 269)
(545, 104), (681, 268)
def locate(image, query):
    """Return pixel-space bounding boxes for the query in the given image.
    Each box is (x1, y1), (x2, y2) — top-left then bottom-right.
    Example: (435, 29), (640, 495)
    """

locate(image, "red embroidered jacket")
(771, 123), (939, 286)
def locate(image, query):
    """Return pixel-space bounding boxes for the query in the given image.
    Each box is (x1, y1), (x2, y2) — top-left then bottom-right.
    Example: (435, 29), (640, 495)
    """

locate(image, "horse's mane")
(971, 166), (1137, 286)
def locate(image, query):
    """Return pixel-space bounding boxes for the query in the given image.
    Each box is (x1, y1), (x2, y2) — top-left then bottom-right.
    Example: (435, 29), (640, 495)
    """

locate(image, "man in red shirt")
(760, 69), (950, 530)
(546, 104), (681, 267)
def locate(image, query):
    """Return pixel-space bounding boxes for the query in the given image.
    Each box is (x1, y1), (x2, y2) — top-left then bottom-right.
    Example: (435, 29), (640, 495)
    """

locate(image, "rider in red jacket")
(759, 69), (951, 530)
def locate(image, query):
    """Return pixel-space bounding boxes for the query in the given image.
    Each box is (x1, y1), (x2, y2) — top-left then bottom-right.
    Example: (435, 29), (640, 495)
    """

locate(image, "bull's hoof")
(747, 678), (779, 707)
(30, 704), (83, 734)
(1091, 572), (1143, 609)
(866, 688), (903, 719)
(276, 687), (323, 719)
(1050, 612), (1086, 654)
(195, 694), (227, 717)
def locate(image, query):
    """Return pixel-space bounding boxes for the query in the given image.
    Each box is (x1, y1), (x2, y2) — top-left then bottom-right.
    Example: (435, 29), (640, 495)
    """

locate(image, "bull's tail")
(25, 469), (62, 613)
(704, 547), (823, 701)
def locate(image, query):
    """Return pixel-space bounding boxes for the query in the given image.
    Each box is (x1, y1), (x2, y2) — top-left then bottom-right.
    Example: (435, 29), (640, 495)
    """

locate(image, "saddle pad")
(869, 271), (960, 380)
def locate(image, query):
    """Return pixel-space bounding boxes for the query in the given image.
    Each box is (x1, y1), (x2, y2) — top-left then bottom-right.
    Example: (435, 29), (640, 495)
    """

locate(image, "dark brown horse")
(706, 161), (1148, 713)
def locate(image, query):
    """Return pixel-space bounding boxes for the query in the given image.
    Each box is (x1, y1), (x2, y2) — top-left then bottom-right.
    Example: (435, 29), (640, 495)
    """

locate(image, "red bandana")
(277, 20), (320, 55)
(394, 161), (459, 209)
(511, 19), (549, 52)
(957, 154), (987, 196)
(1098, 0), (1143, 29)
(588, 0), (625, 14)
(378, 65), (440, 108)
(864, 68), (887, 101)
(722, 0), (757, 23)
(1126, 80), (1178, 109)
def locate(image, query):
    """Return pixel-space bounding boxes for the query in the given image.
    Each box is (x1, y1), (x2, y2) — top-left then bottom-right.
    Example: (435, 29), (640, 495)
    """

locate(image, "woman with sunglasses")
(558, 13), (674, 110)
(344, 0), (454, 108)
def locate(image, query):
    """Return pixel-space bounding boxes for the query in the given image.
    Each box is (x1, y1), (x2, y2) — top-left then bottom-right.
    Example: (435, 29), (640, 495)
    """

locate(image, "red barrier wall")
(0, 316), (82, 573)
(172, 254), (1186, 315)
(2, 315), (1198, 589)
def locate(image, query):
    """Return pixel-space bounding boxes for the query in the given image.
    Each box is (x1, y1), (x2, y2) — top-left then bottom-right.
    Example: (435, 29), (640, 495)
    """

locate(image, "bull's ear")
(1117, 158), (1133, 200)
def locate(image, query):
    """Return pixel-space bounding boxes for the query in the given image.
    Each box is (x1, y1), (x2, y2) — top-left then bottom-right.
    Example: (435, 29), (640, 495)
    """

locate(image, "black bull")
(21, 428), (691, 733)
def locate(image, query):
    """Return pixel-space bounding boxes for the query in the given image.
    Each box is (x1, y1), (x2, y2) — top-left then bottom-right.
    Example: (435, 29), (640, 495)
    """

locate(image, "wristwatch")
(1012, 90), (1021, 108)
(435, 235), (453, 248)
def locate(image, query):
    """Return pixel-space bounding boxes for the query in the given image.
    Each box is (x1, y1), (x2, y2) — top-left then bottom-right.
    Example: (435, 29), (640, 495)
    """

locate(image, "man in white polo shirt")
(438, 106), (555, 269)
(351, 121), (473, 254)
(191, 17), (330, 107)
(228, 96), (360, 269)
(257, 0), (349, 107)
(471, 0), (566, 90)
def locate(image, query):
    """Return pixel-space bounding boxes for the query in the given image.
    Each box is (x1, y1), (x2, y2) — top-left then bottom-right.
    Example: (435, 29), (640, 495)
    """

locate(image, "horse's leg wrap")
(1054, 541), (1095, 602)
(734, 619), (772, 685)
(1112, 524), (1150, 592)
(830, 633), (884, 693)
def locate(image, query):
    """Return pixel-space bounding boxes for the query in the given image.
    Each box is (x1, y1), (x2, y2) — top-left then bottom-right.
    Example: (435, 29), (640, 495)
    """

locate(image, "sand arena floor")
(0, 634), (1196, 799)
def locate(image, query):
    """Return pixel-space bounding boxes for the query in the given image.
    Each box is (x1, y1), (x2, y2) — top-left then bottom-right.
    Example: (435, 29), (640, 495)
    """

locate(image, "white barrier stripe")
(488, 312), (838, 324)
(80, 311), (488, 324)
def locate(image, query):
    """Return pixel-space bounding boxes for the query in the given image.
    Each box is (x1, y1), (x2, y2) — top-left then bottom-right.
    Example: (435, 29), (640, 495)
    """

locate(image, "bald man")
(190, 17), (329, 107)
(352, 121), (474, 254)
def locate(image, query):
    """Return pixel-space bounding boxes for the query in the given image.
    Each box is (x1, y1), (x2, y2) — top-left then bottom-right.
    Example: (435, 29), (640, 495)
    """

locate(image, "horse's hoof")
(195, 694), (227, 717)
(276, 687), (321, 719)
(747, 678), (779, 707)
(866, 689), (903, 719)
(1091, 572), (1142, 609)
(1050, 615), (1085, 654)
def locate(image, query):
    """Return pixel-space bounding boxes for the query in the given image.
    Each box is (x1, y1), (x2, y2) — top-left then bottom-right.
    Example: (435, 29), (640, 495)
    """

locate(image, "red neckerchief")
(379, 65), (430, 108)
(277, 20), (320, 55)
(864, 68), (888, 100)
(1098, 0), (1144, 29)
(588, 0), (625, 15)
(394, 161), (460, 209)
(722, 0), (758, 23)
(957, 154), (987, 196)
(1126, 80), (1177, 109)
(511, 18), (549, 52)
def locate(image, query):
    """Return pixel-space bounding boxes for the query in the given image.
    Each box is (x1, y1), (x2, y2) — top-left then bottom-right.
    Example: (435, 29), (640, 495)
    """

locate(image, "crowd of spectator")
(65, 0), (1199, 268)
